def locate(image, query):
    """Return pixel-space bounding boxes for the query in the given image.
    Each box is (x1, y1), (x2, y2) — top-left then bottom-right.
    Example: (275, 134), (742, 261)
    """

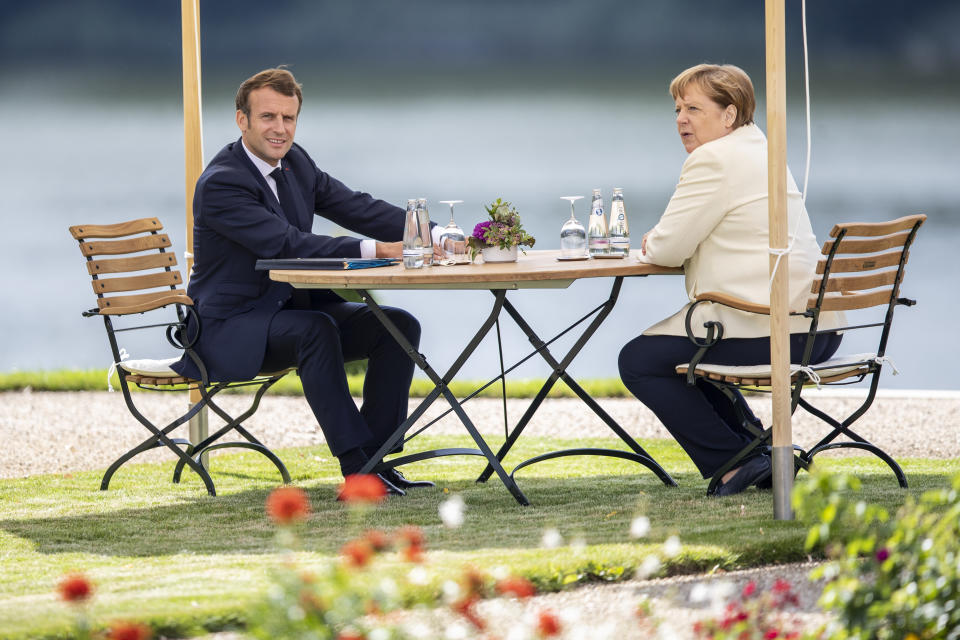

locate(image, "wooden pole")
(765, 0), (793, 519)
(181, 0), (208, 464)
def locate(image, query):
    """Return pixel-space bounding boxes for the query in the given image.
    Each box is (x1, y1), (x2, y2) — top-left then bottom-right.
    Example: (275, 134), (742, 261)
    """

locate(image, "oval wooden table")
(269, 250), (682, 505)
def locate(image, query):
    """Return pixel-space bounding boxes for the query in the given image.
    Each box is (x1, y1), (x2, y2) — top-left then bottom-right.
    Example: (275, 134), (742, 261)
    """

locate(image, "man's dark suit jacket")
(172, 139), (405, 382)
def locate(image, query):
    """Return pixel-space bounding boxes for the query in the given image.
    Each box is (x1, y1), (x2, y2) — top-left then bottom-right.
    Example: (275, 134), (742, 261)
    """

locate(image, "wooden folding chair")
(69, 217), (291, 496)
(675, 214), (926, 494)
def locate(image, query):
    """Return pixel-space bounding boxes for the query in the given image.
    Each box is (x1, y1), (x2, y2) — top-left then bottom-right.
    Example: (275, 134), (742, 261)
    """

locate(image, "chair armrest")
(694, 292), (770, 315)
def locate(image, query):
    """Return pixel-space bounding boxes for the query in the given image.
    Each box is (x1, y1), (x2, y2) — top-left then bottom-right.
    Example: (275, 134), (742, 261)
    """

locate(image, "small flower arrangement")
(467, 198), (536, 261)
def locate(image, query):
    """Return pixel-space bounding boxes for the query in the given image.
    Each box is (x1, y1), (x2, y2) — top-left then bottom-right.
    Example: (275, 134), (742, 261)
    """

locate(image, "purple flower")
(472, 221), (494, 241)
(875, 547), (890, 562)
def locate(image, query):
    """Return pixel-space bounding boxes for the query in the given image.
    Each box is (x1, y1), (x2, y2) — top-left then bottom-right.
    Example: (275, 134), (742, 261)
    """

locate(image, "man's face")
(236, 86), (300, 166)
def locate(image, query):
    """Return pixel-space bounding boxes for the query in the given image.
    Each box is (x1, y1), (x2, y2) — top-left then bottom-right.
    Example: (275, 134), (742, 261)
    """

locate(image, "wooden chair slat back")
(91, 270), (182, 294)
(97, 290), (193, 315)
(811, 269), (899, 294)
(80, 234), (172, 257)
(822, 230), (911, 256)
(69, 218), (162, 240)
(811, 289), (896, 312)
(815, 249), (906, 274)
(86, 253), (178, 276)
(829, 215), (925, 238)
(71, 218), (190, 317)
(810, 214), (925, 314)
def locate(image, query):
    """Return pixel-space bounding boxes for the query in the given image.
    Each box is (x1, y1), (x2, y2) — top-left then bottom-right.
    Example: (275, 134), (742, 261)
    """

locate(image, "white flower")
(630, 516), (651, 538)
(369, 629), (390, 640)
(444, 621), (469, 640)
(379, 577), (398, 597)
(491, 564), (510, 580)
(541, 527), (563, 549)
(442, 580), (461, 603)
(636, 554), (661, 579)
(407, 566), (429, 585)
(663, 535), (682, 558)
(689, 582), (711, 603)
(404, 622), (432, 639)
(439, 494), (465, 528)
(505, 625), (532, 640)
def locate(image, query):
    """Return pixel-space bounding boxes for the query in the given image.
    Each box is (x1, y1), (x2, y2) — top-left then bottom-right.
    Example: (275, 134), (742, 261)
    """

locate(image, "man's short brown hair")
(669, 64), (755, 129)
(235, 68), (303, 117)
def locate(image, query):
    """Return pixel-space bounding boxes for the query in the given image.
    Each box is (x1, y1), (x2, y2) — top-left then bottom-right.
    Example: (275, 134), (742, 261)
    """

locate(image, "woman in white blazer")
(619, 64), (842, 497)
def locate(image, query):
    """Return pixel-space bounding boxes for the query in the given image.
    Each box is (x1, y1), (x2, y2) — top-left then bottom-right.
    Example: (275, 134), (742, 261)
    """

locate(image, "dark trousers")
(618, 332), (841, 478)
(260, 299), (420, 458)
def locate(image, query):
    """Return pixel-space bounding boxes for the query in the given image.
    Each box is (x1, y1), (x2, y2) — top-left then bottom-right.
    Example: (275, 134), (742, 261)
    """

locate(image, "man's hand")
(375, 241), (402, 258)
(376, 241), (444, 260)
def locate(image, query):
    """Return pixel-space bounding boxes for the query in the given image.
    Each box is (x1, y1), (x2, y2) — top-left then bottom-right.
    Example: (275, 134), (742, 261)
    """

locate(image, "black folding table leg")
(357, 289), (530, 505)
(477, 277), (675, 486)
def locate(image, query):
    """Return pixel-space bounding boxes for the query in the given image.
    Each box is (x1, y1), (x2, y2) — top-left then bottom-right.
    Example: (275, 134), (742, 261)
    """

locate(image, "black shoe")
(377, 472), (407, 496)
(380, 467), (435, 490)
(711, 455), (772, 497)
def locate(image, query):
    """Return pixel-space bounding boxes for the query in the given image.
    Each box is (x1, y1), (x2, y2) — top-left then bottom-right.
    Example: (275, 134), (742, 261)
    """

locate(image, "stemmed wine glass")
(559, 196), (588, 259)
(438, 200), (469, 264)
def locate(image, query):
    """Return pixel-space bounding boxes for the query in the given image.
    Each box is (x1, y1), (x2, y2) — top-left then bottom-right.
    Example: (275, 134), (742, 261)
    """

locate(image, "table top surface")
(269, 250), (682, 290)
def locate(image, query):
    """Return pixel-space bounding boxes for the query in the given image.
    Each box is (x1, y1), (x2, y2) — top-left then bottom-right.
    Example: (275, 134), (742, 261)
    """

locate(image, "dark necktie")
(269, 166), (299, 224)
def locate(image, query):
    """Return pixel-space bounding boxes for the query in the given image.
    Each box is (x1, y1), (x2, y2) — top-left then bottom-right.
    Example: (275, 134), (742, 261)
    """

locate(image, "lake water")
(2, 84), (957, 390)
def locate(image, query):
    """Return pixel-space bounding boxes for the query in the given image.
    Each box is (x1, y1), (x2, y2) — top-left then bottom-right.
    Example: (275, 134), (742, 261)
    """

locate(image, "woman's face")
(674, 85), (736, 153)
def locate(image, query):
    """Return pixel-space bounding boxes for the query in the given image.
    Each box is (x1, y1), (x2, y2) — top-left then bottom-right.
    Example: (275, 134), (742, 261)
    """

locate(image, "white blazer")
(643, 123), (842, 339)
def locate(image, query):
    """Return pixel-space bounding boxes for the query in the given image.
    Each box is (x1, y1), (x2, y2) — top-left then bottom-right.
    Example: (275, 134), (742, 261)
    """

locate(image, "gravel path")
(3, 388), (956, 638)
(2, 388), (958, 479)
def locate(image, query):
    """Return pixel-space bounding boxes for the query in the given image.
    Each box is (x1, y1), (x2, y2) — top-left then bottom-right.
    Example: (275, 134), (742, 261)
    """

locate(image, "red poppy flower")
(536, 610), (562, 637)
(363, 529), (391, 552)
(396, 525), (425, 547)
(341, 539), (375, 567)
(462, 567), (486, 596)
(496, 576), (536, 599)
(742, 581), (757, 598)
(452, 595), (487, 630)
(338, 474), (387, 503)
(397, 525), (426, 563)
(57, 573), (93, 603)
(266, 486), (311, 524)
(107, 621), (152, 640)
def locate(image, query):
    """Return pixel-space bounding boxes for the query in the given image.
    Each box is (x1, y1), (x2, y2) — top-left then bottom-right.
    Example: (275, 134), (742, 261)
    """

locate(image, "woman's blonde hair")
(669, 64), (755, 129)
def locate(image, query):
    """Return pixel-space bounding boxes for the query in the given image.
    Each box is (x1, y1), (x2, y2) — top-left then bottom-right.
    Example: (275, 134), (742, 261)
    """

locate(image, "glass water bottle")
(608, 187), (630, 256)
(587, 188), (609, 257)
(416, 198), (433, 266)
(402, 199), (424, 269)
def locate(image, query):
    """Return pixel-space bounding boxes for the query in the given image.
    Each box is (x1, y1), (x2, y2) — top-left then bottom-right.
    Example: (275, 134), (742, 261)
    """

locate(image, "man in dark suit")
(172, 67), (433, 495)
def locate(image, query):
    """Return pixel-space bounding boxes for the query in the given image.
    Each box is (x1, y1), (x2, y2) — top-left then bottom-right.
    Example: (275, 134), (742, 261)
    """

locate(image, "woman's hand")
(641, 231), (651, 256)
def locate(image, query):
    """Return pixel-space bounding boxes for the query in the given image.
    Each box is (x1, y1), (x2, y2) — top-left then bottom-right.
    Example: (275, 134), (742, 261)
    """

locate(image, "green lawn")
(1, 435), (955, 639)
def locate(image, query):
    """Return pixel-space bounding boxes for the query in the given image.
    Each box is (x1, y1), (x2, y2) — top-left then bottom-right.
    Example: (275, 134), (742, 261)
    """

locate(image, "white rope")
(107, 348), (130, 392)
(793, 365), (822, 388)
(768, 0), (813, 293)
(873, 356), (900, 375)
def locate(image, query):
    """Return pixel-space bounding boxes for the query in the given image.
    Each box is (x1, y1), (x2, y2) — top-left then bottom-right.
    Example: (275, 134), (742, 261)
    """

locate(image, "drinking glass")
(559, 196), (588, 259)
(438, 200), (469, 264)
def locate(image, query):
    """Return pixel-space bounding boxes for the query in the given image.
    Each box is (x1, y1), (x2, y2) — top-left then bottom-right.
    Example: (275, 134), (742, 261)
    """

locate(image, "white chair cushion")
(117, 357), (181, 377)
(676, 353), (877, 380)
